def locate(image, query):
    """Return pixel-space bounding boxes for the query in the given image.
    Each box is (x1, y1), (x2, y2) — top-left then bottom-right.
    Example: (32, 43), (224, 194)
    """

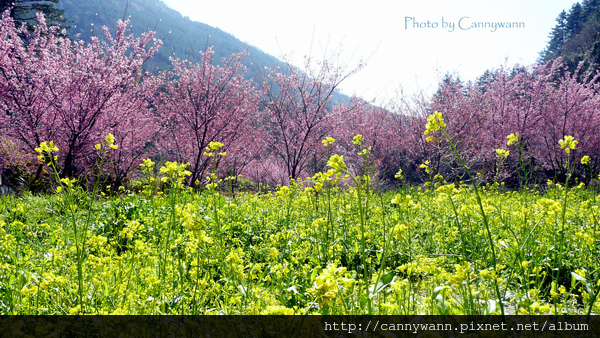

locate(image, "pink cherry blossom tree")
(260, 55), (363, 181)
(534, 60), (600, 175)
(0, 11), (162, 181)
(333, 100), (405, 184)
(420, 58), (600, 184)
(152, 47), (260, 186)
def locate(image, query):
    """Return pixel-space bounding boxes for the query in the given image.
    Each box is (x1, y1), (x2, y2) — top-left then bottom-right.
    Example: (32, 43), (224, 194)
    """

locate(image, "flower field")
(1, 125), (599, 316)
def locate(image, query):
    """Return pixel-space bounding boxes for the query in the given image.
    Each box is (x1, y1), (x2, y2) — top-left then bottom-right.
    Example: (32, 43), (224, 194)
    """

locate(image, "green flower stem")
(440, 128), (506, 317)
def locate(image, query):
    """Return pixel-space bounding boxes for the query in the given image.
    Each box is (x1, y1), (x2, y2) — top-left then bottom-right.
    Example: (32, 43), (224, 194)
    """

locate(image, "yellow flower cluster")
(160, 161), (190, 177)
(581, 155), (590, 165)
(106, 133), (118, 149)
(35, 141), (59, 164)
(35, 141), (58, 154)
(392, 222), (409, 240)
(57, 177), (77, 193)
(327, 154), (347, 173)
(496, 149), (509, 158)
(394, 169), (404, 180)
(448, 261), (474, 285)
(95, 133), (118, 150)
(160, 161), (191, 187)
(506, 133), (519, 146)
(119, 220), (145, 240)
(307, 263), (354, 307)
(322, 136), (335, 147)
(424, 111), (446, 142)
(559, 135), (578, 153)
(358, 146), (371, 156)
(420, 160), (432, 174)
(139, 158), (155, 172)
(436, 183), (458, 196)
(203, 141), (226, 157)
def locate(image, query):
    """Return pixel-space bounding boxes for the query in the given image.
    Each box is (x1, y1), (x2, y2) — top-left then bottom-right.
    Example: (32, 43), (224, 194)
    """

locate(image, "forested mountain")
(56, 0), (282, 73)
(55, 0), (350, 102)
(0, 0), (70, 34)
(539, 0), (600, 73)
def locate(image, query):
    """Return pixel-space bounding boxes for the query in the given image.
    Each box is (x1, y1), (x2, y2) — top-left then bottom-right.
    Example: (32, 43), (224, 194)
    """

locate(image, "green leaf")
(572, 272), (587, 282)
(372, 271), (395, 297)
(435, 294), (447, 313)
(102, 279), (109, 298)
(310, 267), (319, 283)
(432, 286), (449, 314)
(487, 299), (496, 314)
(259, 266), (271, 280)
(432, 285), (447, 299)
(572, 271), (587, 290)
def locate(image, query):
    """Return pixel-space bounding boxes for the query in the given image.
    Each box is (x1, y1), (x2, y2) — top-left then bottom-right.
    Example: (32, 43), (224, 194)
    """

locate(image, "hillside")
(57, 0), (282, 73)
(539, 0), (600, 73)
(56, 0), (350, 102)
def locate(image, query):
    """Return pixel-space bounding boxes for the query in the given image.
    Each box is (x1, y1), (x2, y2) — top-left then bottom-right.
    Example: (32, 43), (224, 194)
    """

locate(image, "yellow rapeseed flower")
(424, 111), (446, 141)
(140, 158), (155, 170)
(581, 155), (590, 165)
(104, 133), (118, 149)
(322, 137), (335, 147)
(506, 133), (519, 146)
(496, 149), (509, 158)
(105, 133), (115, 144)
(395, 169), (404, 180)
(420, 160), (432, 174)
(60, 177), (77, 187)
(559, 135), (578, 153)
(327, 154), (347, 173)
(35, 141), (59, 154)
(208, 141), (224, 151)
(35, 141), (59, 164)
(160, 161), (191, 180)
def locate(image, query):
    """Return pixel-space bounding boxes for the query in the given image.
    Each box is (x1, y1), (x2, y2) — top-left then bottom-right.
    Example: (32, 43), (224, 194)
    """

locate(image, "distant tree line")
(539, 0), (600, 74)
(1, 2), (600, 193)
(0, 0), (69, 33)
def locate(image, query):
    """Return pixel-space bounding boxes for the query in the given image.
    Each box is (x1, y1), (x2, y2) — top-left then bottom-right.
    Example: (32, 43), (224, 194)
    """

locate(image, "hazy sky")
(161, 0), (579, 103)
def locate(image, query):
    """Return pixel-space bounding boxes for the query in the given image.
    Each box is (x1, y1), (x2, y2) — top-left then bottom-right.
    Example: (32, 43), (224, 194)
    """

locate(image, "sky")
(161, 0), (580, 103)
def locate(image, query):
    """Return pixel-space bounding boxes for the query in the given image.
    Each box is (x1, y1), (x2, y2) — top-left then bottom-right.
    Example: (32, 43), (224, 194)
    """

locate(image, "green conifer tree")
(0, 0), (70, 33)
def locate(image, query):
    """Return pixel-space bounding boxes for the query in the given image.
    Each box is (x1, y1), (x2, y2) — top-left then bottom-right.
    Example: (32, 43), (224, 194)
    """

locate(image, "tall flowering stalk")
(155, 159), (191, 313)
(558, 136), (577, 264)
(35, 133), (117, 313)
(506, 133), (533, 189)
(326, 134), (378, 313)
(495, 148), (509, 186)
(424, 111), (505, 317)
(204, 141), (227, 233)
